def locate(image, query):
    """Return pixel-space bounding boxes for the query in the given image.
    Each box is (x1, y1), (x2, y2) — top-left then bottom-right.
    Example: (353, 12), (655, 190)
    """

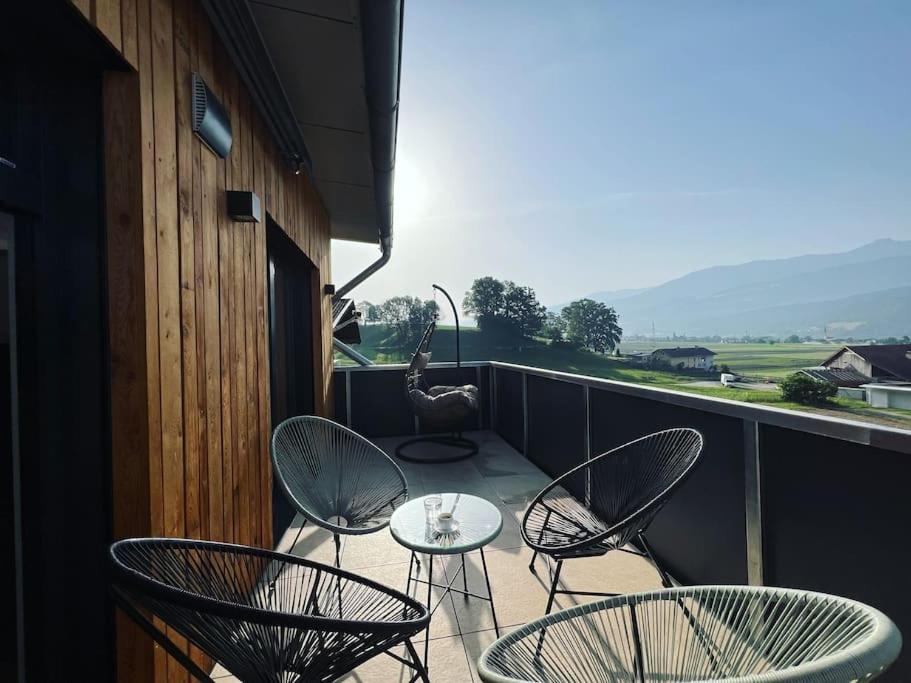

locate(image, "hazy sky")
(333, 1), (911, 312)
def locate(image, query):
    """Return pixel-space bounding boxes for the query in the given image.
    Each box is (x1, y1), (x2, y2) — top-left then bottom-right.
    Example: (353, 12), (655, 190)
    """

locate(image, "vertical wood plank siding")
(80, 1), (335, 680)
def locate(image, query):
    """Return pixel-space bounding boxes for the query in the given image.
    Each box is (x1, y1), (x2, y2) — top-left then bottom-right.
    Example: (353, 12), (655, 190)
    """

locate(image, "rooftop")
(823, 344), (911, 380)
(651, 346), (716, 358)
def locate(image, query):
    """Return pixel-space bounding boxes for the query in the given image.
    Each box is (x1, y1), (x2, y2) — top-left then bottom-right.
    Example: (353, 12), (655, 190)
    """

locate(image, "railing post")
(522, 371), (528, 455)
(743, 419), (764, 586)
(491, 365), (497, 431)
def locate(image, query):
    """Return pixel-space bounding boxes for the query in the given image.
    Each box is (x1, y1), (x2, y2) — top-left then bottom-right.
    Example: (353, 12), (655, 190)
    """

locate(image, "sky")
(332, 1), (911, 314)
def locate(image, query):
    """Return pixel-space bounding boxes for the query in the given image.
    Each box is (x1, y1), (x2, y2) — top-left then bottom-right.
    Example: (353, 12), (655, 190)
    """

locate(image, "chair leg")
(528, 550), (538, 572)
(268, 518), (307, 596)
(404, 638), (430, 683)
(638, 533), (673, 588)
(543, 560), (563, 616)
(112, 588), (215, 682)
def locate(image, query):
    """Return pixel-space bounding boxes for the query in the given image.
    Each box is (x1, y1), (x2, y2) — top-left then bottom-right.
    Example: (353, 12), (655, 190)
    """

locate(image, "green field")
(617, 341), (837, 379)
(339, 326), (911, 429)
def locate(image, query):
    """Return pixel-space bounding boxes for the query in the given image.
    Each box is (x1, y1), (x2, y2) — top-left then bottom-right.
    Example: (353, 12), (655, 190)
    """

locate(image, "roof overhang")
(205, 0), (402, 246)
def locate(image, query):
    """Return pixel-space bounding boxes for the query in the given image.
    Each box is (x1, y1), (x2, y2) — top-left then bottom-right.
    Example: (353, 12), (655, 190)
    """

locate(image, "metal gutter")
(333, 0), (403, 302)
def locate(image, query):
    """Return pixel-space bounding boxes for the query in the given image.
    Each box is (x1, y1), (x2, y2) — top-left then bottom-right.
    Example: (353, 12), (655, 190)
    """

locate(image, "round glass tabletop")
(390, 493), (503, 555)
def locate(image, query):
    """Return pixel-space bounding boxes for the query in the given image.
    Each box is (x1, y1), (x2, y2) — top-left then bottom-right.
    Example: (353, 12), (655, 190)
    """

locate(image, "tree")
(562, 298), (622, 353)
(463, 276), (546, 340)
(541, 311), (566, 343)
(780, 373), (837, 405)
(379, 296), (439, 347)
(502, 281), (547, 339)
(462, 276), (505, 325)
(785, 334), (801, 344)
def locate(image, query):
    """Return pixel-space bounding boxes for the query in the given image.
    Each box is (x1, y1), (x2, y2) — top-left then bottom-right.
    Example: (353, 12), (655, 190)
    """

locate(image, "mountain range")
(555, 239), (911, 338)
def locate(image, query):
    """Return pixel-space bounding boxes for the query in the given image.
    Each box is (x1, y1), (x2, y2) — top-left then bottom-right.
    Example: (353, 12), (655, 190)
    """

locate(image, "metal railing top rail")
(488, 361), (911, 454)
(333, 359), (911, 454)
(335, 360), (490, 372)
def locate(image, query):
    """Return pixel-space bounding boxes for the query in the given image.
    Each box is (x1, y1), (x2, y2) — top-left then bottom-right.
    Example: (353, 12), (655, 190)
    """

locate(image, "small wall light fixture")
(324, 284), (336, 296)
(226, 191), (262, 223)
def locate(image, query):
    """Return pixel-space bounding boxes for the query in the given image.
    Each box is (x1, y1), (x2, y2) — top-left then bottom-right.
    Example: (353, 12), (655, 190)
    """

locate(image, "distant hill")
(563, 239), (911, 337)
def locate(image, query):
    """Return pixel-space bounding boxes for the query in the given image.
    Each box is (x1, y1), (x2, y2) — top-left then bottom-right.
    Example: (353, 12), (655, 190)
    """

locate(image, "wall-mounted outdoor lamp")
(324, 284), (336, 296)
(226, 191), (262, 223)
(192, 72), (232, 158)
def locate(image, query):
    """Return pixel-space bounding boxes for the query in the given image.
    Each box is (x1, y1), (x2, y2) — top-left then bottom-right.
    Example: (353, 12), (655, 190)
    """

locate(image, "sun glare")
(393, 153), (430, 230)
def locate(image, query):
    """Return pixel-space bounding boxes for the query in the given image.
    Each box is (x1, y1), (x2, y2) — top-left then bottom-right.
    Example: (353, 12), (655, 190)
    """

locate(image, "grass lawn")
(339, 325), (911, 429)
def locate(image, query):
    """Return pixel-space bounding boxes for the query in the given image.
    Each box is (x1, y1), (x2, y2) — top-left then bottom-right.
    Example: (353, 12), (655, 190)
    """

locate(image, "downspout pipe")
(333, 0), (403, 303)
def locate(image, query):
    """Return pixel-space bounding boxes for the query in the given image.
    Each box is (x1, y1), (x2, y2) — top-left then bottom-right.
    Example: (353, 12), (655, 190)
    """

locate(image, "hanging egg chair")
(395, 284), (480, 463)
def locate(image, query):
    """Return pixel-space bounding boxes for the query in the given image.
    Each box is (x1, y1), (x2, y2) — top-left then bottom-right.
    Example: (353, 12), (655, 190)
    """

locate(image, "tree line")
(358, 276), (622, 353)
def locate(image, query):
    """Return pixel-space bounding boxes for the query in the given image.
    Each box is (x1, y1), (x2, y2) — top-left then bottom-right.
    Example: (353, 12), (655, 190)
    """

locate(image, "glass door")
(266, 217), (316, 537)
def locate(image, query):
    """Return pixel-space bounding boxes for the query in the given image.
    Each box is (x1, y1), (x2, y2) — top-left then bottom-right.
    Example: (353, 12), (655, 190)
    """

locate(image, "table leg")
(461, 553), (468, 596)
(479, 546), (500, 637)
(424, 555), (433, 670)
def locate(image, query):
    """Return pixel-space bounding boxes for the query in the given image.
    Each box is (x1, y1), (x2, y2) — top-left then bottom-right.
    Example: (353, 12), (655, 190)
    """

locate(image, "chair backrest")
(111, 538), (428, 683)
(524, 427), (703, 552)
(478, 585), (901, 683)
(587, 427), (703, 536)
(271, 416), (407, 534)
(404, 319), (436, 396)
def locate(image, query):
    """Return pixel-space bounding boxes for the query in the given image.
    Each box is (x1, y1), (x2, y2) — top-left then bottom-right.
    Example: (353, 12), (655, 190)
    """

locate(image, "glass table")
(390, 493), (502, 670)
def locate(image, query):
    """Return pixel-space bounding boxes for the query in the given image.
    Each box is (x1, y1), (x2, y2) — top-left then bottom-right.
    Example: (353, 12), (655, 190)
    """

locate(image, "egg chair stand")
(396, 284), (480, 464)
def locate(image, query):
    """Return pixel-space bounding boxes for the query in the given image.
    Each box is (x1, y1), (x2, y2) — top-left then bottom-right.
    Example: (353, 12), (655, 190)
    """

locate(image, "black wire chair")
(522, 427), (704, 615)
(395, 318), (480, 463)
(110, 538), (430, 682)
(271, 415), (408, 566)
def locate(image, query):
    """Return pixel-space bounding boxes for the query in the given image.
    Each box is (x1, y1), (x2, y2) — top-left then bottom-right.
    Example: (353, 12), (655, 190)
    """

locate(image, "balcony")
(206, 359), (911, 681)
(298, 359), (911, 681)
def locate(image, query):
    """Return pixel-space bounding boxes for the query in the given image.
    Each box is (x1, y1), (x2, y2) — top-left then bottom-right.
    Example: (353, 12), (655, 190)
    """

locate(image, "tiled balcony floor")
(212, 430), (663, 682)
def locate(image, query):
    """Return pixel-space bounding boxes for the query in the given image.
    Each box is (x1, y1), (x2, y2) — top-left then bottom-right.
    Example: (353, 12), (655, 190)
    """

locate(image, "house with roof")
(650, 346), (717, 370)
(821, 344), (911, 383)
(799, 367), (872, 389)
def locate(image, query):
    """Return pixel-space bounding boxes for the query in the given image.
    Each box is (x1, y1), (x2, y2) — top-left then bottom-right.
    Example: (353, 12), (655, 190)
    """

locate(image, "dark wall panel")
(478, 365), (491, 429)
(526, 376), (587, 498)
(333, 369), (348, 425)
(762, 425), (911, 681)
(349, 369), (415, 437)
(494, 368), (524, 453)
(589, 390), (748, 585)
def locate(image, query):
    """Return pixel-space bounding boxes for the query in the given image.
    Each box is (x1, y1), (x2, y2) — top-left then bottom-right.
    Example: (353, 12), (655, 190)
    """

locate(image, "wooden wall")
(78, 0), (334, 680)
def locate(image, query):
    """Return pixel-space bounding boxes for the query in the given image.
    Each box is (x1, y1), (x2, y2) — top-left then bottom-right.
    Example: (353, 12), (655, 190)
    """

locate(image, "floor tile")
(338, 635), (472, 683)
(440, 547), (552, 637)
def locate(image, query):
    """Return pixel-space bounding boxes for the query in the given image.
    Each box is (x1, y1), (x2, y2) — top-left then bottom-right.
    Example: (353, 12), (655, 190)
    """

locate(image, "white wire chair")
(478, 586), (902, 683)
(271, 416), (408, 566)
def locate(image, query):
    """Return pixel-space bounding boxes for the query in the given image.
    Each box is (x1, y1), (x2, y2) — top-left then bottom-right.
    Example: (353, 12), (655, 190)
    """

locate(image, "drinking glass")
(424, 495), (442, 526)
